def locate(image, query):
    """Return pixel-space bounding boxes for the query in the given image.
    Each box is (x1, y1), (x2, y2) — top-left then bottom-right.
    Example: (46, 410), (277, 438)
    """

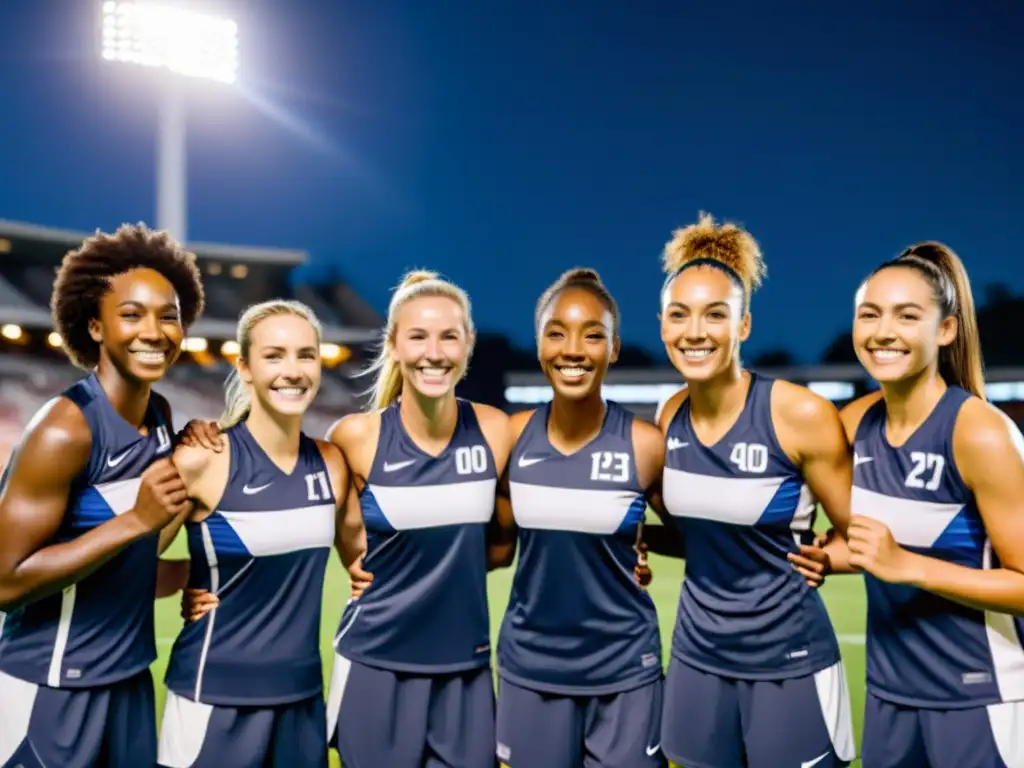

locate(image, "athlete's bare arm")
(633, 415), (682, 561)
(853, 399), (1024, 616)
(328, 412), (381, 598)
(795, 392), (882, 579)
(487, 409), (531, 571)
(640, 388), (687, 559)
(0, 399), (188, 612)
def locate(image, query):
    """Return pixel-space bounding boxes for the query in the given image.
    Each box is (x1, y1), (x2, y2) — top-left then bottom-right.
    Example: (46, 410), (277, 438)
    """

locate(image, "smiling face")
(89, 267), (184, 383)
(239, 313), (322, 419)
(537, 287), (618, 401)
(391, 294), (473, 401)
(853, 265), (957, 385)
(660, 265), (749, 382)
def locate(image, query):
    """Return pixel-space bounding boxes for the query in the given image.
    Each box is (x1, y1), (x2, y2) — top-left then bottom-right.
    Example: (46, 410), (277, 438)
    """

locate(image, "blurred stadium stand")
(0, 220), (384, 469)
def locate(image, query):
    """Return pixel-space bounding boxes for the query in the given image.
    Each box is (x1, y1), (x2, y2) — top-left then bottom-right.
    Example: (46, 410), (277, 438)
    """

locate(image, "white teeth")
(872, 349), (905, 359)
(419, 367), (448, 377)
(559, 367), (587, 378)
(132, 351), (164, 364)
(274, 387), (305, 397)
(683, 349), (713, 359)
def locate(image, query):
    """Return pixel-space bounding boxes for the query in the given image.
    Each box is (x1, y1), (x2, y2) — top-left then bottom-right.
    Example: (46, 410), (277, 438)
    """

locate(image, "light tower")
(100, 1), (239, 243)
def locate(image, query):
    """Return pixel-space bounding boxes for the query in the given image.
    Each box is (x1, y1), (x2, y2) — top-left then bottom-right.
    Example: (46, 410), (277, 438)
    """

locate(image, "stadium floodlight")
(220, 340), (240, 357)
(47, 332), (63, 348)
(101, 2), (238, 84)
(100, 1), (239, 244)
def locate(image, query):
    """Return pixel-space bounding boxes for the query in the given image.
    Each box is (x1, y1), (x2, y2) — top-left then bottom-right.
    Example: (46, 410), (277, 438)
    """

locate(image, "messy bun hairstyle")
(660, 212), (766, 311)
(535, 267), (620, 338)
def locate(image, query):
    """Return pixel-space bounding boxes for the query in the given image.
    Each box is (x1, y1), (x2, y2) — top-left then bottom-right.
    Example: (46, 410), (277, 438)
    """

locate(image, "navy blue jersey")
(165, 423), (335, 706)
(334, 399), (497, 673)
(0, 372), (173, 688)
(662, 373), (840, 679)
(497, 401), (661, 695)
(852, 387), (1024, 708)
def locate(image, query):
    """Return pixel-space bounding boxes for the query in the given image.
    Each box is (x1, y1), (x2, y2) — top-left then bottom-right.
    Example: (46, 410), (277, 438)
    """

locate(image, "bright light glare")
(182, 336), (208, 352)
(48, 332), (63, 348)
(101, 2), (239, 84)
(1, 324), (22, 341)
(220, 340), (240, 356)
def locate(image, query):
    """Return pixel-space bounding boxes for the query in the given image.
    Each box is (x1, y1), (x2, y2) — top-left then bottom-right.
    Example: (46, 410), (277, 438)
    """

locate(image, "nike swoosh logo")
(243, 483), (272, 495)
(667, 439), (688, 451)
(854, 454), (873, 466)
(517, 456), (544, 468)
(383, 460), (416, 472)
(801, 751), (830, 768)
(645, 744), (660, 756)
(107, 448), (135, 468)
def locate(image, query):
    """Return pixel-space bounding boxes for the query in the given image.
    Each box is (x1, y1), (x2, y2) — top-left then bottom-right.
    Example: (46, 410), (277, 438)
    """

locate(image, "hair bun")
(662, 211), (765, 292)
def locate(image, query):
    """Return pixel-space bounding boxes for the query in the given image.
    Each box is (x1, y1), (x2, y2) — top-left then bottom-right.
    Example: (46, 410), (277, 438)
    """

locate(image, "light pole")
(100, 1), (239, 243)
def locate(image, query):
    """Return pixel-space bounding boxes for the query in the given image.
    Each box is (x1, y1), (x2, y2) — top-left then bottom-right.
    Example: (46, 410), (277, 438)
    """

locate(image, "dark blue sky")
(1, 0), (1021, 361)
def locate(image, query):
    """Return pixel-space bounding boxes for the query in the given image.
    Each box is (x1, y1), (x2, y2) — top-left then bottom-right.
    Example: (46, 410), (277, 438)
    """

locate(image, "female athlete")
(825, 243), (1024, 767)
(324, 270), (510, 767)
(0, 224), (204, 767)
(158, 300), (367, 767)
(490, 268), (666, 767)
(652, 213), (856, 768)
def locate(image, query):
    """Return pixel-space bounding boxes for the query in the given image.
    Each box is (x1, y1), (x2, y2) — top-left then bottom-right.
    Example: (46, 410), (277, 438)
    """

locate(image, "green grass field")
(154, 535), (869, 767)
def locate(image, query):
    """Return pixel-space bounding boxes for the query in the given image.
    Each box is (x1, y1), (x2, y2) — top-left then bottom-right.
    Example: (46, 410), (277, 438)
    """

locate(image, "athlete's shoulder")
(953, 396), (1024, 470)
(171, 440), (225, 484)
(631, 415), (664, 459)
(508, 408), (536, 444)
(313, 437), (348, 498)
(656, 386), (689, 432)
(470, 401), (510, 431)
(7, 396), (93, 483)
(326, 410), (382, 449)
(771, 379), (841, 430)
(839, 392), (884, 442)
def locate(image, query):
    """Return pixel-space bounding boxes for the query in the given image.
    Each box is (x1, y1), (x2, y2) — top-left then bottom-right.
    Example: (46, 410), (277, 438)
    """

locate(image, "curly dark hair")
(50, 224), (206, 370)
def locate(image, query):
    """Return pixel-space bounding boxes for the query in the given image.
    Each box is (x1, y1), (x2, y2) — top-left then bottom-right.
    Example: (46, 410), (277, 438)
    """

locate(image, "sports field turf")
(154, 531), (869, 767)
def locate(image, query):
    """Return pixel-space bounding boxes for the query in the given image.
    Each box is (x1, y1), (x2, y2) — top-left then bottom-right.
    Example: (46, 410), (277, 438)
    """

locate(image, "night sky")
(0, 0), (1021, 361)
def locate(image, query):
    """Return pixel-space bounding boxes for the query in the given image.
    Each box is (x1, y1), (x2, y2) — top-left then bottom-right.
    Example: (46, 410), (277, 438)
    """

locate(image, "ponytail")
(876, 242), (986, 399)
(219, 367), (251, 429)
(366, 270), (475, 411)
(219, 299), (324, 428)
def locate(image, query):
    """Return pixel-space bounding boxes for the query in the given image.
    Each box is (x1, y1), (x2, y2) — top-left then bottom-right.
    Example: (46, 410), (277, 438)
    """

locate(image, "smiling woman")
(0, 224), (204, 768)
(652, 213), (856, 768)
(323, 269), (511, 768)
(157, 299), (358, 768)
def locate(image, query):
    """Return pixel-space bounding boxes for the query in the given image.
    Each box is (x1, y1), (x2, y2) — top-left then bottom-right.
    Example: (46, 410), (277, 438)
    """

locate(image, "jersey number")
(729, 442), (768, 473)
(305, 471), (330, 502)
(455, 445), (488, 475)
(590, 451), (629, 482)
(905, 451), (945, 491)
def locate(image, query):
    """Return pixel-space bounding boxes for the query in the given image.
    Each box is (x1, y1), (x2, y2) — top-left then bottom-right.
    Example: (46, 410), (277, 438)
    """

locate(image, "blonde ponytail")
(366, 270), (475, 411)
(219, 299), (324, 428)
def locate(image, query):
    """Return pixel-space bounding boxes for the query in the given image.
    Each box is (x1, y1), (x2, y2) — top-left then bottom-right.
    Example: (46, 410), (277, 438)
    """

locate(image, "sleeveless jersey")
(497, 401), (661, 695)
(853, 387), (1024, 708)
(165, 423), (335, 706)
(334, 399), (497, 673)
(662, 373), (840, 679)
(0, 372), (173, 688)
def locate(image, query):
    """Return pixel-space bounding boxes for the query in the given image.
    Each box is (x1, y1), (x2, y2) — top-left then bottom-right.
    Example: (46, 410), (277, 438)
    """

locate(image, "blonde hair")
(661, 212), (766, 310)
(366, 270), (475, 411)
(220, 299), (324, 428)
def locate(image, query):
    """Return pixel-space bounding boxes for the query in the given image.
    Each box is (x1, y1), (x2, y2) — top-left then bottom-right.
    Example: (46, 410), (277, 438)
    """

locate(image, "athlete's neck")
(686, 363), (749, 423)
(245, 405), (302, 472)
(95, 362), (151, 429)
(400, 389), (458, 449)
(880, 366), (947, 440)
(548, 392), (605, 453)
